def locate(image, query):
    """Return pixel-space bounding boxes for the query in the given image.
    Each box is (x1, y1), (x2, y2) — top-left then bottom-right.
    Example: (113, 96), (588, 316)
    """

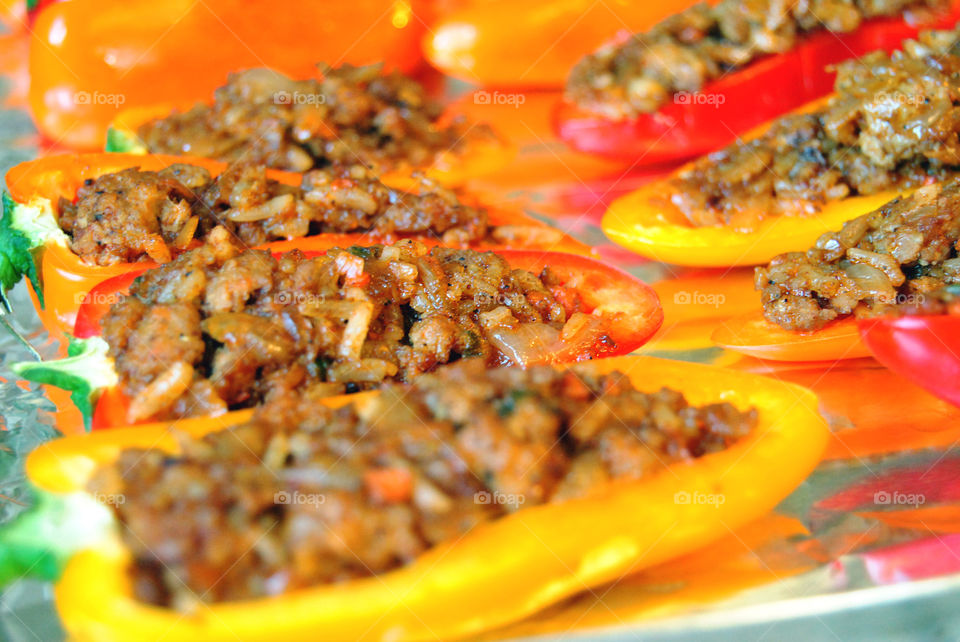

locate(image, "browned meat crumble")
(667, 26), (960, 229)
(56, 163), (505, 266)
(566, 0), (942, 120)
(102, 229), (617, 422)
(134, 65), (499, 173)
(87, 359), (757, 608)
(756, 180), (960, 331)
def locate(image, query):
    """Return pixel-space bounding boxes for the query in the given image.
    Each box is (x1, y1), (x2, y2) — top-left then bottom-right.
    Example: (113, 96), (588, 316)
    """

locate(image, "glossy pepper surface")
(858, 315), (960, 407)
(29, 0), (426, 150)
(712, 312), (870, 362)
(424, 0), (701, 87)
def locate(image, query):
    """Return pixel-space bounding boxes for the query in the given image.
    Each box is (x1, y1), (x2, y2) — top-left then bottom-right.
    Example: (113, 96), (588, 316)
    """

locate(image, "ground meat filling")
(566, 0), (942, 120)
(101, 229), (616, 422)
(134, 65), (498, 173)
(756, 180), (960, 331)
(57, 167), (202, 265)
(86, 359), (757, 608)
(666, 26), (960, 229)
(57, 163), (496, 266)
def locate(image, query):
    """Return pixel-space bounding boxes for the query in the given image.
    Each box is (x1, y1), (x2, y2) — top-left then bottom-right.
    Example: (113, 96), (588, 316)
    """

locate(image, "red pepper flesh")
(858, 315), (960, 408)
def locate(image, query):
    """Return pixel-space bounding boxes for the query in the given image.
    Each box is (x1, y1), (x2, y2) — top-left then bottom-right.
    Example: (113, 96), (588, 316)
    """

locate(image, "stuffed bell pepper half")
(28, 0), (429, 150)
(556, 0), (960, 164)
(104, 64), (514, 186)
(11, 229), (662, 431)
(1, 355), (828, 641)
(713, 179), (960, 361)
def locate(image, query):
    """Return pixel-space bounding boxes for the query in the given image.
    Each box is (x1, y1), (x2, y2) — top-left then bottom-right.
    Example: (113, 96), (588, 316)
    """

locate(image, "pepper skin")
(858, 315), (960, 407)
(423, 0), (701, 87)
(712, 312), (870, 362)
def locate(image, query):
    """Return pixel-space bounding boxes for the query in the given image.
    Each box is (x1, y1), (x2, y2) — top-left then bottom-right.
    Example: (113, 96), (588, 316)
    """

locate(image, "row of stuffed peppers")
(0, 138), (834, 640)
(8, 127), (956, 426)
(0, 148), (662, 432)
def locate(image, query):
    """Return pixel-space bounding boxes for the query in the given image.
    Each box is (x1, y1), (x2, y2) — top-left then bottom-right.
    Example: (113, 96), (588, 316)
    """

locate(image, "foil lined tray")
(3, 69), (960, 642)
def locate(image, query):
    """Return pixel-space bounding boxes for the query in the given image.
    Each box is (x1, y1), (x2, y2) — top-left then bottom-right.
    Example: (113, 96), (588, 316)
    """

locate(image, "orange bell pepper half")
(556, 4), (960, 164)
(14, 247), (662, 431)
(601, 97), (918, 268)
(424, 0), (701, 87)
(712, 311), (870, 362)
(28, 0), (426, 150)
(1, 152), (586, 337)
(9, 355), (827, 641)
(104, 102), (516, 188)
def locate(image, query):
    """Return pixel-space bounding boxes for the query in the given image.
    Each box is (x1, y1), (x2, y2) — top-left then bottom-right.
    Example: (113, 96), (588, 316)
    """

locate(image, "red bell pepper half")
(40, 247), (663, 430)
(858, 315), (960, 408)
(554, 5), (960, 164)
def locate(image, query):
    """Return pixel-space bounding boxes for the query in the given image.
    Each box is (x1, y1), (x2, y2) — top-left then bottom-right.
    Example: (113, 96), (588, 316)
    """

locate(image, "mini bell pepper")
(556, 4), (960, 163)
(858, 315), (960, 407)
(104, 103), (516, 188)
(6, 355), (827, 641)
(28, 0), (427, 150)
(423, 0), (701, 88)
(1, 152), (585, 337)
(711, 312), (869, 362)
(14, 248), (663, 431)
(600, 98), (920, 268)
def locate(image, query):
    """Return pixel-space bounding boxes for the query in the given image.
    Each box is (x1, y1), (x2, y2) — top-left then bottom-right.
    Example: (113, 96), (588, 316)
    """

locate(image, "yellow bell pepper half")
(25, 355), (829, 641)
(600, 95), (925, 267)
(603, 181), (909, 268)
